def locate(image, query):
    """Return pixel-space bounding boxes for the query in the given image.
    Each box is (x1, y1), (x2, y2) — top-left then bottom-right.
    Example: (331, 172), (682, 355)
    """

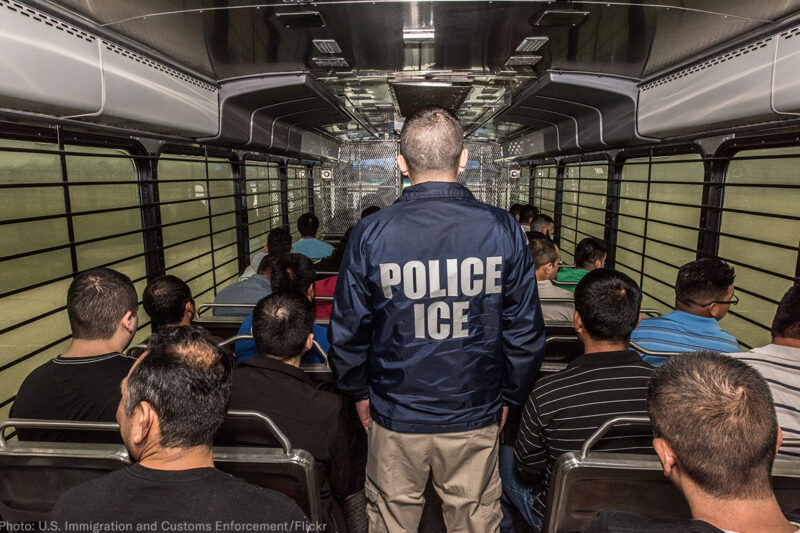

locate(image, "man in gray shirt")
(213, 256), (273, 317)
(530, 237), (574, 324)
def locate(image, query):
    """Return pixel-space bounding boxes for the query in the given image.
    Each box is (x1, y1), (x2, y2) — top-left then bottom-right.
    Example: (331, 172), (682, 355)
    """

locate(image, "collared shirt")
(212, 276), (271, 316)
(514, 349), (654, 519)
(631, 310), (740, 366)
(218, 356), (365, 529)
(293, 238), (334, 260)
(554, 268), (590, 292)
(537, 279), (574, 325)
(731, 343), (800, 457)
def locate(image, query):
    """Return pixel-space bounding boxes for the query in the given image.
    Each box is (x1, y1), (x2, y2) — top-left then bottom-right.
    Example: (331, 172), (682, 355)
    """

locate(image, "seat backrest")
(544, 326), (583, 365)
(0, 420), (130, 522)
(194, 315), (246, 340)
(543, 417), (800, 533)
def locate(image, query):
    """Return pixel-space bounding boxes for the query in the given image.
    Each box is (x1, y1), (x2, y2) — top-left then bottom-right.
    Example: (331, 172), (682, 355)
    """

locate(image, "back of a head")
(67, 267), (138, 339)
(360, 206), (380, 219)
(531, 214), (554, 233)
(574, 237), (607, 269)
(400, 106), (464, 179)
(266, 227), (292, 256)
(143, 275), (192, 332)
(252, 292), (315, 360)
(575, 269), (641, 342)
(509, 203), (524, 220)
(297, 213), (320, 237)
(125, 325), (232, 448)
(648, 351), (777, 499)
(270, 253), (316, 294)
(530, 238), (559, 270)
(772, 285), (800, 340)
(519, 204), (538, 225)
(675, 258), (735, 305)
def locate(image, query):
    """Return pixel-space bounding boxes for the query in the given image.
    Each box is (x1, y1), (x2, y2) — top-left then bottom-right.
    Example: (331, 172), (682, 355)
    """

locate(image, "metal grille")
(459, 141), (505, 207)
(243, 159), (282, 258)
(559, 160), (609, 263)
(322, 141), (400, 234)
(286, 165), (310, 239)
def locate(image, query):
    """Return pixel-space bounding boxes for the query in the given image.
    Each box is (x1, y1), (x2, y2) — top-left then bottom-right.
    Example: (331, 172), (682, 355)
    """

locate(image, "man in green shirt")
(555, 236), (607, 292)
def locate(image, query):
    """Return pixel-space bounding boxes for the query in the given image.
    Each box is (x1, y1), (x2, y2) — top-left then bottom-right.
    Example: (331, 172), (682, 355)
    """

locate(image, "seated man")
(530, 238), (574, 324)
(587, 351), (800, 532)
(213, 255), (273, 317)
(220, 292), (364, 532)
(11, 268), (139, 443)
(235, 254), (328, 365)
(502, 269), (653, 532)
(239, 227), (292, 281)
(142, 275), (195, 332)
(293, 212), (333, 260)
(509, 203), (524, 221)
(518, 204), (538, 234)
(732, 285), (800, 455)
(631, 258), (739, 365)
(50, 326), (307, 528)
(554, 236), (606, 292)
(527, 214), (555, 241)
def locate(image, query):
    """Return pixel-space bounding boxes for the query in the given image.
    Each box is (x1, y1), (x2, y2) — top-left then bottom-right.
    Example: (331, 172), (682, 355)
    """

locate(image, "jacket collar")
(239, 355), (314, 385)
(396, 181), (475, 202)
(567, 349), (648, 369)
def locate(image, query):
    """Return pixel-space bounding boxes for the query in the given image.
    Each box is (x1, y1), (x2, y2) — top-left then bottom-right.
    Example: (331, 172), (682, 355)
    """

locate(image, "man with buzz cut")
(586, 351), (800, 532)
(329, 105), (545, 533)
(11, 267), (140, 443)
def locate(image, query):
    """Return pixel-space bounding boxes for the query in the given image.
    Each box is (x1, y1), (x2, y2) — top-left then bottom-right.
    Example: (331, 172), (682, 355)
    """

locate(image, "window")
(560, 161), (608, 264)
(516, 166), (531, 205)
(616, 154), (705, 314)
(532, 164), (557, 219)
(244, 160), (282, 259)
(286, 165), (310, 240)
(718, 147), (800, 348)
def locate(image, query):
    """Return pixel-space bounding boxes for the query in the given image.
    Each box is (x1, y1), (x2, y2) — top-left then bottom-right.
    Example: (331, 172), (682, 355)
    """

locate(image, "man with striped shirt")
(501, 269), (654, 532)
(732, 285), (800, 457)
(631, 258), (740, 365)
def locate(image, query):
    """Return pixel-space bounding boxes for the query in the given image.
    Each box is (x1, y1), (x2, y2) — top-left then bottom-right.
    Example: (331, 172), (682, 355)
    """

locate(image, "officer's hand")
(499, 405), (509, 433)
(356, 398), (371, 433)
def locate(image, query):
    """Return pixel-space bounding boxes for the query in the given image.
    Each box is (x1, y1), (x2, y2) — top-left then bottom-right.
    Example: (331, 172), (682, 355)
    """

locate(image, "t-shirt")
(293, 238), (334, 260)
(554, 267), (590, 292)
(234, 314), (327, 365)
(586, 510), (800, 532)
(212, 275), (271, 316)
(49, 464), (308, 530)
(11, 352), (137, 443)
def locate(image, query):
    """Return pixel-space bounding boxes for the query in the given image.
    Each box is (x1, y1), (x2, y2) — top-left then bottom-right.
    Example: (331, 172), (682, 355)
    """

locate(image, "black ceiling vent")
(531, 10), (589, 27)
(391, 82), (471, 117)
(275, 11), (325, 29)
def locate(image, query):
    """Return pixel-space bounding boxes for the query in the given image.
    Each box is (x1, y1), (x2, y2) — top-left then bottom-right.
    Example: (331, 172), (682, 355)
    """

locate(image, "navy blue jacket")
(328, 181), (545, 433)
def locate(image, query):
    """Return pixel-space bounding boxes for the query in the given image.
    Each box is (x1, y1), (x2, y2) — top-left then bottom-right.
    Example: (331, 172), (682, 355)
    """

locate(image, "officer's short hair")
(400, 106), (464, 178)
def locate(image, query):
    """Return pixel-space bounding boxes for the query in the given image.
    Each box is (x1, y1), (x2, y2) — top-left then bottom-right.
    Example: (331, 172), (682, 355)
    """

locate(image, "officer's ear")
(396, 154), (410, 176)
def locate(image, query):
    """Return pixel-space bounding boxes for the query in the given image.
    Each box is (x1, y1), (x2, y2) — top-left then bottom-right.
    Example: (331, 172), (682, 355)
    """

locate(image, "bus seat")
(542, 416), (800, 533)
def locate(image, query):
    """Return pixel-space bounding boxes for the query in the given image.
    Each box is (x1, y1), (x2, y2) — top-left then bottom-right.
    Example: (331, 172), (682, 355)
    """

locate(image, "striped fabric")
(513, 350), (655, 519)
(731, 344), (800, 458)
(631, 310), (740, 366)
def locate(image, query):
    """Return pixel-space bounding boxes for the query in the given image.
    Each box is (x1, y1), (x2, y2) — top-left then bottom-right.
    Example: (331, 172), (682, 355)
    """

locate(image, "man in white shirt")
(530, 237), (574, 324)
(731, 285), (800, 456)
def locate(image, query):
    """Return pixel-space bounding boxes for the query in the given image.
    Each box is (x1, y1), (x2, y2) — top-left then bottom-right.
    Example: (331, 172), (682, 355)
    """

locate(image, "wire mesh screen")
(322, 141), (400, 234)
(459, 141), (505, 207)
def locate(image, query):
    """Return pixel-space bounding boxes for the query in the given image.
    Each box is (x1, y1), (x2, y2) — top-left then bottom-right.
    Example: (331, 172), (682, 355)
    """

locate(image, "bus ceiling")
(2, 1), (800, 160)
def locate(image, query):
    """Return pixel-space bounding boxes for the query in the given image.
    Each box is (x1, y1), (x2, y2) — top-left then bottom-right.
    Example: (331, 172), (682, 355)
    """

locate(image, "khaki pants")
(364, 421), (502, 533)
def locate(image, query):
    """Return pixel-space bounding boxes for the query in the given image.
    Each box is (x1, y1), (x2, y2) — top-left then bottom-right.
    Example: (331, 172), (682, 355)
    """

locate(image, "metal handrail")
(0, 419), (120, 447)
(545, 335), (580, 345)
(580, 415), (652, 458)
(629, 341), (681, 358)
(641, 308), (662, 317)
(553, 281), (579, 286)
(314, 296), (334, 301)
(226, 410), (292, 454)
(217, 335), (330, 367)
(540, 297), (574, 303)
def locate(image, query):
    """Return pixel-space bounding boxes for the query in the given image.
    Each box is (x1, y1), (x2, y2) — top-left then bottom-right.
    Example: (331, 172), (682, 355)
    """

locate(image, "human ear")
(396, 154), (409, 176)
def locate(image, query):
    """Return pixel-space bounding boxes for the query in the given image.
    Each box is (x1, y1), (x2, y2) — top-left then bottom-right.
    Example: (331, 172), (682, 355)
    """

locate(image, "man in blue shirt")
(235, 253), (326, 365)
(213, 256), (272, 316)
(293, 213), (334, 259)
(631, 258), (740, 365)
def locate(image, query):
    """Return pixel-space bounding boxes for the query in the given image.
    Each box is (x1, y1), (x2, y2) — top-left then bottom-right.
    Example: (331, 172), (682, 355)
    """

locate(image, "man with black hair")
(294, 212), (333, 259)
(50, 325), (307, 528)
(631, 257), (739, 365)
(360, 205), (380, 219)
(530, 238), (573, 324)
(509, 203), (524, 221)
(330, 106), (544, 532)
(554, 236), (607, 292)
(518, 204), (538, 233)
(527, 214), (555, 241)
(732, 285), (800, 454)
(222, 293), (363, 532)
(213, 254), (273, 316)
(239, 227), (293, 280)
(234, 253), (327, 364)
(12, 268), (139, 443)
(502, 269), (653, 532)
(142, 275), (195, 331)
(587, 351), (800, 532)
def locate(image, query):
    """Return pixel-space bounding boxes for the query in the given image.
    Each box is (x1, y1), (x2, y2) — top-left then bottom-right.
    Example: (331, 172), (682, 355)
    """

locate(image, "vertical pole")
(233, 154), (249, 274)
(56, 126), (79, 275)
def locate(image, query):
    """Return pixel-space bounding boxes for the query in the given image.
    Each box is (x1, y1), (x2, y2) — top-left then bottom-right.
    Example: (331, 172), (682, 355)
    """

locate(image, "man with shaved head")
(330, 105), (545, 532)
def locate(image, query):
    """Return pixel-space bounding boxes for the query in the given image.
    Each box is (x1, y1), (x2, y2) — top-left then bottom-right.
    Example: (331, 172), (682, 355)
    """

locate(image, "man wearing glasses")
(630, 258), (740, 365)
